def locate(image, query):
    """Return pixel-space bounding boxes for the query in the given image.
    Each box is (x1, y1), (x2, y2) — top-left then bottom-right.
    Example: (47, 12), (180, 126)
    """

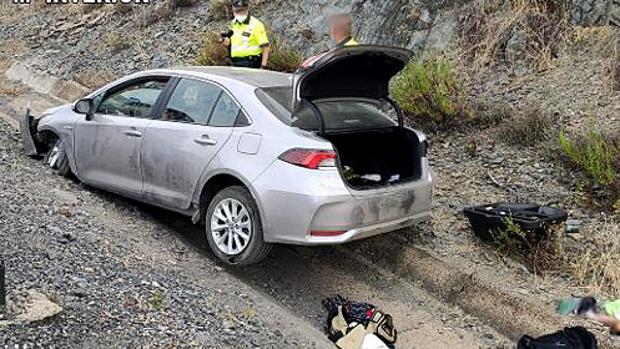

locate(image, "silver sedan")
(21, 46), (434, 265)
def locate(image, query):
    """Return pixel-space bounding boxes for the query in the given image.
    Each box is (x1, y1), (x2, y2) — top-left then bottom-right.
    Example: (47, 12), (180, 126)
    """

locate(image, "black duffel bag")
(518, 327), (598, 349)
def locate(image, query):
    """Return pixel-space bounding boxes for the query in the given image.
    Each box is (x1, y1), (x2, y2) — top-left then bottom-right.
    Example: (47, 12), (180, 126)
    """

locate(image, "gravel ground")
(0, 123), (332, 348)
(0, 114), (515, 348)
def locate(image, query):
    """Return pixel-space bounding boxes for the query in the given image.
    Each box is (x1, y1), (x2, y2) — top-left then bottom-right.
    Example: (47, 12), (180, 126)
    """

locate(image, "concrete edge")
(4, 61), (89, 103)
(0, 111), (19, 130)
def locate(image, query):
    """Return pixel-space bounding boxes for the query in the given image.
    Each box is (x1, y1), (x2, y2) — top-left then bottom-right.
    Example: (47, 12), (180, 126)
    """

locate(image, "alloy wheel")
(47, 143), (61, 169)
(210, 198), (252, 256)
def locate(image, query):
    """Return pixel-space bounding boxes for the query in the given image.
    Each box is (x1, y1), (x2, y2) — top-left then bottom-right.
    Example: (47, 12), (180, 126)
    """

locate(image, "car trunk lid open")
(292, 46), (412, 112)
(292, 46), (425, 191)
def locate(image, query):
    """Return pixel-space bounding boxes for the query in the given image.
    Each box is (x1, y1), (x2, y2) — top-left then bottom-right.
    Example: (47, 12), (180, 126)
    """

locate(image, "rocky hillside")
(0, 0), (618, 82)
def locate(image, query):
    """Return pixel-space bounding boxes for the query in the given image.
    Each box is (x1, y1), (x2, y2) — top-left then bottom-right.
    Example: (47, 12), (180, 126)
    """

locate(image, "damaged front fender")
(19, 109), (42, 158)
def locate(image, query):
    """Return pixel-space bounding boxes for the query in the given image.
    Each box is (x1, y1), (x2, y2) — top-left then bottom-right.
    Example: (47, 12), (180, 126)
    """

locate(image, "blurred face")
(330, 15), (351, 41)
(232, 7), (249, 17)
(329, 21), (338, 39)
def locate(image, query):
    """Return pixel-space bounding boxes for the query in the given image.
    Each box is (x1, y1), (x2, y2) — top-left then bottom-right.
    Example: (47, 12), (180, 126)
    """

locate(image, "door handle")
(123, 130), (142, 138)
(194, 135), (217, 146)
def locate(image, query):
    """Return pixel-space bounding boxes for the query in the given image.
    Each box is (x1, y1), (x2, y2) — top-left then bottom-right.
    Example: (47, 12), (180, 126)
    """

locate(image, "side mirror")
(74, 98), (95, 121)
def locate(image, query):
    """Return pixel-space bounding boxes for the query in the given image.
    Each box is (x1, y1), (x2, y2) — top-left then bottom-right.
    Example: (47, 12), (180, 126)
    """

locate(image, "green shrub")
(559, 129), (617, 186)
(196, 31), (230, 66)
(266, 35), (303, 73)
(559, 123), (619, 207)
(391, 57), (471, 130)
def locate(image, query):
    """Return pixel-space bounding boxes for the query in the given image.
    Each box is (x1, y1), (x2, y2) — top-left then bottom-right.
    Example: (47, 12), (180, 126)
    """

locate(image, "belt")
(231, 55), (262, 62)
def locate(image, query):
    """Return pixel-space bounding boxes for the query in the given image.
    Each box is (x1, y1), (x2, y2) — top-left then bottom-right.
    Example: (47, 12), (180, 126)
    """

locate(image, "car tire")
(205, 186), (272, 266)
(44, 138), (71, 177)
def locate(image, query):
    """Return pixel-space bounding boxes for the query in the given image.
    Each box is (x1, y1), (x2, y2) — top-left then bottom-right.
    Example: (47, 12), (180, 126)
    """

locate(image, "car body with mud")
(21, 46), (434, 265)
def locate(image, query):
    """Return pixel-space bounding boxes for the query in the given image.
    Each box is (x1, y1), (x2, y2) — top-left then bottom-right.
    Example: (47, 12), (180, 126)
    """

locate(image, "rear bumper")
(304, 210), (432, 245)
(252, 159), (434, 245)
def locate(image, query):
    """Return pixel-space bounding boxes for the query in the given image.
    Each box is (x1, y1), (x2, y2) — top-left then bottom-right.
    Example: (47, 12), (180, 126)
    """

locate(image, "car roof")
(154, 66), (293, 88)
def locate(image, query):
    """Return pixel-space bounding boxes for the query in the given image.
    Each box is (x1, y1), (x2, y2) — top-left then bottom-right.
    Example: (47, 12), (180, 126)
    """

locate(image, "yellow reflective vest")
(230, 16), (270, 58)
(336, 36), (359, 49)
(344, 37), (359, 47)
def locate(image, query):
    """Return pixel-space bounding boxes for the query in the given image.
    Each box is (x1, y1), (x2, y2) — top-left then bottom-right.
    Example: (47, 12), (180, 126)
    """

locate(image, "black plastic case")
(463, 203), (568, 242)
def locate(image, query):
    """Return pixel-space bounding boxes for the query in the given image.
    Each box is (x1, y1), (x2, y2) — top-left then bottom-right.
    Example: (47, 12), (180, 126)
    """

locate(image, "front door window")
(97, 79), (168, 118)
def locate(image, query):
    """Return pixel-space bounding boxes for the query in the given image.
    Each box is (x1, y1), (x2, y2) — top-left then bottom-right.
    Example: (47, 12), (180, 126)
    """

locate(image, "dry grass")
(73, 70), (116, 90)
(76, 3), (104, 14)
(569, 26), (618, 91)
(171, 0), (199, 7)
(105, 32), (126, 53)
(210, 0), (231, 20)
(492, 216), (566, 275)
(615, 56), (620, 92)
(498, 107), (552, 146)
(135, 1), (174, 27)
(266, 34), (303, 73)
(613, 42), (620, 92)
(196, 31), (230, 66)
(0, 83), (26, 97)
(458, 0), (571, 71)
(31, 0), (48, 11)
(113, 3), (134, 15)
(0, 40), (27, 56)
(570, 218), (620, 295)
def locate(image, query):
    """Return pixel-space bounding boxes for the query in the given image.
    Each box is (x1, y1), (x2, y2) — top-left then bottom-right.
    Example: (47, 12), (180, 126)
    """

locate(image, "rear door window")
(162, 78), (222, 124)
(208, 93), (241, 127)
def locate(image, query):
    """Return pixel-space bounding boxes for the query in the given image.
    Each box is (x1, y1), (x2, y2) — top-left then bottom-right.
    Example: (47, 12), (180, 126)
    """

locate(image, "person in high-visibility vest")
(221, 0), (270, 69)
(329, 13), (359, 49)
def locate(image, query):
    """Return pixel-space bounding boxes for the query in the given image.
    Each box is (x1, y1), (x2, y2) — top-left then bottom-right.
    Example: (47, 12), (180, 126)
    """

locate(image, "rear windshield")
(256, 86), (396, 131)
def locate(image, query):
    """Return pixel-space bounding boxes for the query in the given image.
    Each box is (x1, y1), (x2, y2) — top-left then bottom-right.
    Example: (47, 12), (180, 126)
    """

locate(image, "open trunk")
(322, 126), (424, 190)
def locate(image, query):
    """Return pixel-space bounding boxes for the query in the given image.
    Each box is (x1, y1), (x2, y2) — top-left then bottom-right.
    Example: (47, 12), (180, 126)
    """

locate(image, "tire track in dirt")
(131, 204), (512, 349)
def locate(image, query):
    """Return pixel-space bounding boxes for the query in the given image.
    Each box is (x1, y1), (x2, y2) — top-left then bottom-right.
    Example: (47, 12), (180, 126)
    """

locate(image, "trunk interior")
(322, 127), (424, 190)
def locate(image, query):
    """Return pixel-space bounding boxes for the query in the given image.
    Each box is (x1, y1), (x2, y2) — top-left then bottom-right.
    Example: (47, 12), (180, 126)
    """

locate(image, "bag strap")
(375, 313), (397, 345)
(517, 335), (536, 349)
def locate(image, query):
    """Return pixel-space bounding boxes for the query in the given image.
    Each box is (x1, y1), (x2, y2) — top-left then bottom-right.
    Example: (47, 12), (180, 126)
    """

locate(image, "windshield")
(256, 86), (397, 132)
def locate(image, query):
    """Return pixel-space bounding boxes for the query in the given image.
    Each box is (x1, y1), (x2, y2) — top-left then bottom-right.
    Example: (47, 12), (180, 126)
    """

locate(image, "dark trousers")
(231, 55), (262, 68)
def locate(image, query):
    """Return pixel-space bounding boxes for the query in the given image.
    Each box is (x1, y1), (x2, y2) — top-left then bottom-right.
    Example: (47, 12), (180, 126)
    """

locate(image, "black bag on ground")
(518, 327), (598, 349)
(464, 203), (568, 242)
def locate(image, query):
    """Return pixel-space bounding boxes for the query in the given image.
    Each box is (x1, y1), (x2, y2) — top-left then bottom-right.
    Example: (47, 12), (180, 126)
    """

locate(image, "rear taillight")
(278, 148), (337, 169)
(310, 230), (346, 237)
(421, 140), (429, 157)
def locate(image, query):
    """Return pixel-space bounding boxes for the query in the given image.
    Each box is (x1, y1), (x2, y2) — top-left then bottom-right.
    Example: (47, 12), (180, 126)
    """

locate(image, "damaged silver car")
(21, 46), (434, 265)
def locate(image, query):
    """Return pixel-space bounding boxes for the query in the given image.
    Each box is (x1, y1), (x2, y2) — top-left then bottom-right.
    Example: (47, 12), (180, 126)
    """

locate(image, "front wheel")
(44, 138), (71, 177)
(205, 186), (272, 265)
